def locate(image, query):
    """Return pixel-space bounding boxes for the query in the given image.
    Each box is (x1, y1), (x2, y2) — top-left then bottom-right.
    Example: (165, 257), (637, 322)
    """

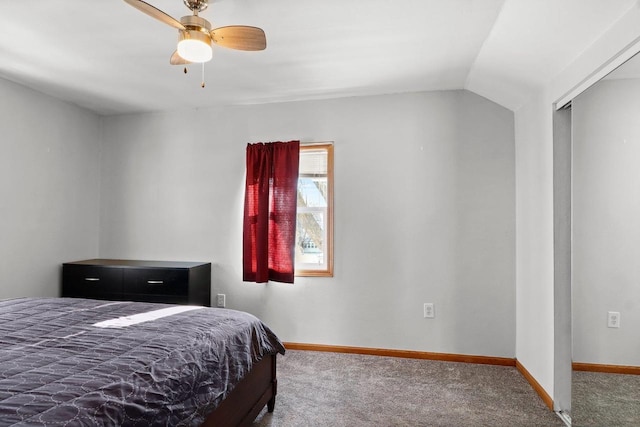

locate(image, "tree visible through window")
(295, 143), (333, 277)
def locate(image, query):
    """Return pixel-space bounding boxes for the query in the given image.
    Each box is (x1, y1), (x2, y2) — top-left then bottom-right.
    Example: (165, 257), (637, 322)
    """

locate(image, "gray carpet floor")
(572, 371), (640, 426)
(252, 350), (565, 427)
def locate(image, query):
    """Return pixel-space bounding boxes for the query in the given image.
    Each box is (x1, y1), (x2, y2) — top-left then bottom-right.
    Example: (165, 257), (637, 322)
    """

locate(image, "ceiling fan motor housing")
(179, 29), (211, 46)
(180, 15), (212, 32)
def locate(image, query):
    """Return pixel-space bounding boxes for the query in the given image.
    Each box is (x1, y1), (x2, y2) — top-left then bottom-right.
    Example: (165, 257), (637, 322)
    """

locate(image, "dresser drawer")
(62, 265), (123, 299)
(123, 268), (188, 296)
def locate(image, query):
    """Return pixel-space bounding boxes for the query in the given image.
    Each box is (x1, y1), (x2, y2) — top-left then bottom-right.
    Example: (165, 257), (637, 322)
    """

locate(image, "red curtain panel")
(243, 141), (300, 283)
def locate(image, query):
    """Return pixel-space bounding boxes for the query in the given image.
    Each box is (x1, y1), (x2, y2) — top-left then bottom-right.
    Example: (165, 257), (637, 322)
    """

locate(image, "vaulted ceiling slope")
(0, 0), (635, 115)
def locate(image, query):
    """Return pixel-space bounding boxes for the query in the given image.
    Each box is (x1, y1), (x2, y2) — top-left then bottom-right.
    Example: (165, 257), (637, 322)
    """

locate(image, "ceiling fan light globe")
(177, 30), (212, 63)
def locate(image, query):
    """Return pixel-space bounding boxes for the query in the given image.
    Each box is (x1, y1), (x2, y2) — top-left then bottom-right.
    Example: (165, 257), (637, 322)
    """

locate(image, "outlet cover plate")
(607, 311), (620, 328)
(424, 303), (435, 318)
(217, 294), (226, 308)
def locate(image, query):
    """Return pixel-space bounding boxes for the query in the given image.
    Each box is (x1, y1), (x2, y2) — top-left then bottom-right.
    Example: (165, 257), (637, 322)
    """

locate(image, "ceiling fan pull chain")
(201, 62), (206, 88)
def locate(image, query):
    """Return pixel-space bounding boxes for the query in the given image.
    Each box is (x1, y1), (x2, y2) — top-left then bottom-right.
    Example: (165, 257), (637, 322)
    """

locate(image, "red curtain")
(243, 141), (300, 283)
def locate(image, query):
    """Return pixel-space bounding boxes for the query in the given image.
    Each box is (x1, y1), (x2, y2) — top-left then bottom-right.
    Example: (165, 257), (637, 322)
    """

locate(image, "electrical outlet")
(607, 311), (620, 328)
(216, 294), (226, 308)
(423, 303), (435, 318)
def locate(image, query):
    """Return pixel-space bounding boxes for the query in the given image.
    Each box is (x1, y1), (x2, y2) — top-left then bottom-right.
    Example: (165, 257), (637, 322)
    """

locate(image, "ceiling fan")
(123, 0), (266, 65)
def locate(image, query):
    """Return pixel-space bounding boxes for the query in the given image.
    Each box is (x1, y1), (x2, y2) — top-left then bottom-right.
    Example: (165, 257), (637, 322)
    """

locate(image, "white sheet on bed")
(92, 305), (204, 328)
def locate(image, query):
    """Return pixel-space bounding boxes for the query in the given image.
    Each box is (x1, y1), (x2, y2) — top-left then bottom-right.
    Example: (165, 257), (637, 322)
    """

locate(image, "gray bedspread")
(0, 297), (285, 426)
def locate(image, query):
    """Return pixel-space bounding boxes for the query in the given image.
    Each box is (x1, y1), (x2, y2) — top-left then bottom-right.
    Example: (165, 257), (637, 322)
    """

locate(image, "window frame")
(295, 143), (334, 277)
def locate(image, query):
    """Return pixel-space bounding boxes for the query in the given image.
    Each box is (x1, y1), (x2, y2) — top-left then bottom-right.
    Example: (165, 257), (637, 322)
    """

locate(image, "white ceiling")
(0, 0), (636, 115)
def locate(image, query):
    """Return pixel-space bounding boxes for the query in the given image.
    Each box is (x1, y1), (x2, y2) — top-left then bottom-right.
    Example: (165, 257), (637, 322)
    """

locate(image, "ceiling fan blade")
(170, 51), (192, 65)
(123, 0), (185, 30)
(211, 26), (266, 51)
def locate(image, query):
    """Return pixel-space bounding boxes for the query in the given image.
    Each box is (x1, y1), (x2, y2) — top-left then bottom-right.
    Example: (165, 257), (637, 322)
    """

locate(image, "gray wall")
(573, 78), (640, 366)
(0, 79), (515, 358)
(100, 90), (516, 357)
(0, 78), (101, 298)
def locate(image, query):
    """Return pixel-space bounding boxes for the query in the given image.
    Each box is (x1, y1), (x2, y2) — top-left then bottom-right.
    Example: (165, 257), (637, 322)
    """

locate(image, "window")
(295, 143), (334, 277)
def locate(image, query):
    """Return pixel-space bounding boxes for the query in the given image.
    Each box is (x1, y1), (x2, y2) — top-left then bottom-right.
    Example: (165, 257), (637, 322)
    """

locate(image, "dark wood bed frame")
(201, 353), (278, 427)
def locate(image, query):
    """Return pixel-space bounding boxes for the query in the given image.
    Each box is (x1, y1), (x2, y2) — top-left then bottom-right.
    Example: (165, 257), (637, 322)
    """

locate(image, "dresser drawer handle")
(84, 277), (100, 282)
(147, 280), (164, 285)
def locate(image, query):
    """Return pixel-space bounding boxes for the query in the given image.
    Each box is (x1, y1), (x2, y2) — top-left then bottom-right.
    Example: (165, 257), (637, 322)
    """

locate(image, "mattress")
(0, 297), (285, 426)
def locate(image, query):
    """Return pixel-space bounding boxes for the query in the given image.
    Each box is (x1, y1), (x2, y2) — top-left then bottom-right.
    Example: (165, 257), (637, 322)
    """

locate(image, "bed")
(0, 297), (285, 426)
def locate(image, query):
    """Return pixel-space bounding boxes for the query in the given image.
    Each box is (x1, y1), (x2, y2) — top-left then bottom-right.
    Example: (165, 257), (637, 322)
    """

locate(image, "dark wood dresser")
(62, 259), (211, 307)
